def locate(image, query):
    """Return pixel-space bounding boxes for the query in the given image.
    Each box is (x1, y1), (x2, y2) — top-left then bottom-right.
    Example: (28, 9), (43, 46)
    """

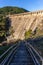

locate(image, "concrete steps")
(10, 43), (34, 65)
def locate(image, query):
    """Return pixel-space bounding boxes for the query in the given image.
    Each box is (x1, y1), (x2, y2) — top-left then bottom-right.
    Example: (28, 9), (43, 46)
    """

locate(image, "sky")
(0, 0), (43, 11)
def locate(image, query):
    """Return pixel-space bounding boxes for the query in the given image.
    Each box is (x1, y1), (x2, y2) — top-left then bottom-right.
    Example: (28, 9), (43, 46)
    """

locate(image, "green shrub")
(25, 30), (32, 39)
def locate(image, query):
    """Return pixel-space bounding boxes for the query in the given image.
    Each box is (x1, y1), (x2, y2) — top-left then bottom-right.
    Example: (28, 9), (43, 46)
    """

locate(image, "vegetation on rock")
(25, 30), (32, 39)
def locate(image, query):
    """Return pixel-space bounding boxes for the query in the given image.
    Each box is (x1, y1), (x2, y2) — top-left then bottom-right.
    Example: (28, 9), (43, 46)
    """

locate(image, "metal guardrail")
(0, 43), (19, 65)
(26, 42), (43, 65)
(7, 48), (17, 65)
(7, 43), (20, 65)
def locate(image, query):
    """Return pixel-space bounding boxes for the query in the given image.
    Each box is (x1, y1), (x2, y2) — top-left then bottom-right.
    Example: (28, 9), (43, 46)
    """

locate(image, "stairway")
(10, 42), (34, 65)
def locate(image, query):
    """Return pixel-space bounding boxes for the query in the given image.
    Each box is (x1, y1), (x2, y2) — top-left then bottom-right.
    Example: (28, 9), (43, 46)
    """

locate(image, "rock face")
(7, 10), (43, 41)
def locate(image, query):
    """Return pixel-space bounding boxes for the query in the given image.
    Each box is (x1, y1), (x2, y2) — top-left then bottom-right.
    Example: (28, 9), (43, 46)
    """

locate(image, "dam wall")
(6, 10), (43, 41)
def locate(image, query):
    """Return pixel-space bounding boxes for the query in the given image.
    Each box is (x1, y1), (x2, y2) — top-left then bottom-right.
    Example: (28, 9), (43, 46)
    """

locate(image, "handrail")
(7, 48), (17, 65)
(26, 42), (43, 65)
(0, 43), (17, 60)
(0, 46), (17, 65)
(7, 43), (20, 65)
(28, 45), (41, 65)
(28, 43), (43, 60)
(0, 43), (19, 65)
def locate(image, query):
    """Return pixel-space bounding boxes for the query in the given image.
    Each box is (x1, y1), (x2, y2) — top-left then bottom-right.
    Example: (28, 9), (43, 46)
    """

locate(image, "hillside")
(0, 6), (28, 15)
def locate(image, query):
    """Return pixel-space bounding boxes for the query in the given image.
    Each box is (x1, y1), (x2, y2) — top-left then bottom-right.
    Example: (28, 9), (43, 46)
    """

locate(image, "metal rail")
(1, 41), (43, 65)
(26, 42), (43, 65)
(0, 43), (20, 65)
(0, 44), (15, 59)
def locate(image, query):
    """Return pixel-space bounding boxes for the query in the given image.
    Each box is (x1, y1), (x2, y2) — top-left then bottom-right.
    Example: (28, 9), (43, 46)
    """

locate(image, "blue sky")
(0, 0), (43, 11)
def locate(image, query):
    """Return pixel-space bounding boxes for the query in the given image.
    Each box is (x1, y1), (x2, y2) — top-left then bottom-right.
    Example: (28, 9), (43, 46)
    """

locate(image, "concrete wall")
(7, 10), (43, 41)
